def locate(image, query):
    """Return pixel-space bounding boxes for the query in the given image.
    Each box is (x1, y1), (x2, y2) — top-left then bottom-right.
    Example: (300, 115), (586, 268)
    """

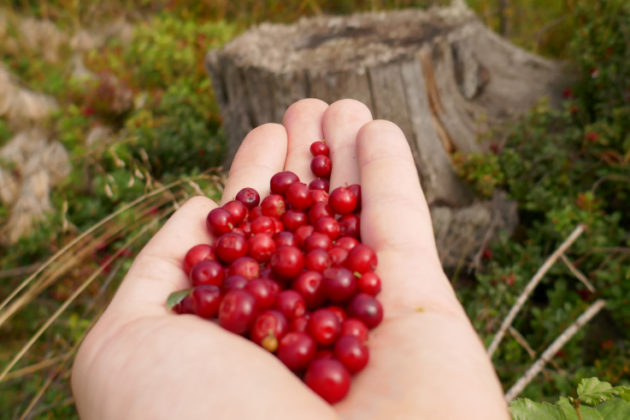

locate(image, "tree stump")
(206, 3), (569, 269)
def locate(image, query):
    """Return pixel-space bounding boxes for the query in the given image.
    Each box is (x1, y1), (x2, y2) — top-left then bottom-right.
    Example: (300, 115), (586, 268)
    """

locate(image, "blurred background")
(0, 0), (628, 418)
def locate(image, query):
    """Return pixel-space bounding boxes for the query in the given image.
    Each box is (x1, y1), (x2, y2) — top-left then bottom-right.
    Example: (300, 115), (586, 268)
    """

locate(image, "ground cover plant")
(0, 0), (627, 418)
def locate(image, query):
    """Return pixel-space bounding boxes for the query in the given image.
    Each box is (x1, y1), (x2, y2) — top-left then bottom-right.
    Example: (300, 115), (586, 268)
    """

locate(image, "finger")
(321, 99), (372, 188)
(356, 120), (461, 314)
(221, 123), (288, 204)
(282, 98), (328, 183)
(108, 196), (218, 316)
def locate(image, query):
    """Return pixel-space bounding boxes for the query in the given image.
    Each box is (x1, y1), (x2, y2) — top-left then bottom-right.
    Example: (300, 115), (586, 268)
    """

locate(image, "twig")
(505, 299), (606, 401)
(508, 327), (536, 360)
(487, 224), (584, 357)
(0, 264), (41, 279)
(560, 254), (595, 292)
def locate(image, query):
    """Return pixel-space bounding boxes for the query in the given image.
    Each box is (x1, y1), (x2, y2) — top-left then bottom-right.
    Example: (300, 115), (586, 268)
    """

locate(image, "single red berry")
(248, 233), (276, 262)
(304, 232), (333, 252)
(246, 278), (278, 310)
(222, 274), (249, 291)
(274, 231), (297, 248)
(250, 310), (289, 349)
(315, 216), (341, 240)
(357, 271), (381, 295)
(182, 244), (216, 275)
(218, 290), (257, 334)
(339, 214), (360, 238)
(275, 290), (306, 320)
(345, 244), (377, 274)
(175, 293), (196, 314)
(215, 232), (248, 264)
(285, 182), (312, 210)
(335, 236), (359, 252)
(327, 306), (347, 324)
(270, 171), (299, 194)
(282, 210), (307, 231)
(223, 200), (248, 227)
(323, 267), (357, 303)
(347, 293), (383, 329)
(270, 246), (305, 279)
(261, 194), (286, 218)
(310, 141), (330, 156)
(272, 218), (284, 235)
(309, 178), (330, 192)
(249, 206), (263, 220)
(192, 285), (221, 319)
(292, 270), (326, 308)
(308, 202), (333, 225)
(190, 260), (225, 287)
(308, 308), (341, 346)
(294, 225), (315, 248)
(334, 335), (369, 373)
(310, 188), (329, 204)
(251, 215), (276, 235)
(277, 331), (317, 371)
(236, 187), (260, 209)
(290, 314), (310, 333)
(329, 187), (357, 215)
(340, 318), (370, 344)
(206, 208), (233, 236)
(228, 256), (260, 280)
(311, 155), (332, 178)
(305, 249), (332, 272)
(328, 247), (348, 266)
(305, 359), (351, 404)
(348, 184), (362, 212)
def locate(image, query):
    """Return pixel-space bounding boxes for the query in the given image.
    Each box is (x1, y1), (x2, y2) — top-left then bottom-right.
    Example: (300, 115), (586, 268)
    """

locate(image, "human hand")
(72, 99), (509, 419)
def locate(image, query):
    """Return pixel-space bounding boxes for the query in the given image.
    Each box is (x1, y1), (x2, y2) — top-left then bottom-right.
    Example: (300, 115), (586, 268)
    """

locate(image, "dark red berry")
(310, 141), (330, 156)
(308, 202), (332, 225)
(250, 310), (288, 349)
(335, 236), (359, 252)
(348, 184), (362, 212)
(206, 208), (233, 236)
(329, 187), (357, 215)
(274, 231), (297, 248)
(251, 215), (275, 235)
(340, 318), (370, 344)
(215, 232), (248, 264)
(285, 182), (312, 210)
(270, 171), (299, 194)
(190, 260), (225, 287)
(308, 308), (341, 346)
(270, 246), (304, 279)
(345, 244), (377, 274)
(223, 200), (248, 227)
(311, 155), (332, 178)
(246, 278), (278, 310)
(261, 194), (286, 218)
(218, 290), (257, 334)
(358, 271), (381, 295)
(290, 315), (310, 333)
(272, 218), (284, 235)
(334, 335), (369, 373)
(292, 270), (326, 308)
(294, 225), (315, 248)
(282, 210), (307, 231)
(249, 206), (263, 220)
(315, 216), (341, 240)
(305, 249), (332, 272)
(323, 267), (357, 303)
(304, 232), (333, 252)
(228, 256), (260, 280)
(192, 285), (221, 319)
(248, 233), (276, 262)
(275, 290), (306, 320)
(328, 247), (348, 266)
(277, 331), (316, 371)
(339, 214), (360, 238)
(309, 178), (329, 192)
(310, 188), (329, 204)
(327, 306), (347, 324)
(183, 244), (216, 275)
(347, 293), (383, 329)
(222, 274), (249, 291)
(175, 293), (196, 314)
(236, 187), (260, 209)
(305, 359), (351, 404)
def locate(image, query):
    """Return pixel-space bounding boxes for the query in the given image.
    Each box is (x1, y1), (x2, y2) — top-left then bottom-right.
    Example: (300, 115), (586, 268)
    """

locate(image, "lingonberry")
(261, 194), (286, 218)
(334, 335), (369, 373)
(292, 270), (326, 308)
(294, 225), (315, 248)
(206, 208), (233, 237)
(235, 187), (260, 209)
(308, 308), (341, 346)
(305, 249), (332, 272)
(215, 232), (248, 264)
(304, 232), (333, 252)
(340, 318), (370, 344)
(308, 202), (333, 225)
(192, 285), (221, 319)
(290, 315), (310, 333)
(282, 209), (307, 231)
(250, 310), (289, 349)
(339, 214), (360, 238)
(357, 271), (381, 295)
(272, 218), (284, 235)
(270, 246), (304, 279)
(274, 231), (297, 248)
(270, 171), (299, 194)
(308, 178), (329, 192)
(310, 141), (329, 156)
(228, 256), (260, 280)
(222, 200), (248, 227)
(311, 155), (332, 178)
(246, 278), (278, 310)
(313, 349), (334, 361)
(182, 244), (216, 275)
(304, 358), (351, 404)
(315, 216), (341, 240)
(175, 293), (196, 314)
(335, 236), (359, 252)
(249, 206), (263, 220)
(347, 293), (383, 329)
(251, 215), (275, 235)
(327, 306), (347, 324)
(329, 186), (357, 215)
(328, 247), (348, 266)
(348, 184), (362, 212)
(248, 233), (276, 262)
(275, 290), (306, 320)
(309, 188), (329, 204)
(190, 260), (225, 287)
(344, 244), (377, 274)
(222, 274), (249, 291)
(285, 182), (312, 210)
(218, 289), (257, 334)
(323, 267), (357, 303)
(277, 331), (317, 371)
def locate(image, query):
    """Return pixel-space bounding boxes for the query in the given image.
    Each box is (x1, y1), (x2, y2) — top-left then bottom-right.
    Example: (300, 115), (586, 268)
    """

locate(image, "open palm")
(72, 99), (509, 420)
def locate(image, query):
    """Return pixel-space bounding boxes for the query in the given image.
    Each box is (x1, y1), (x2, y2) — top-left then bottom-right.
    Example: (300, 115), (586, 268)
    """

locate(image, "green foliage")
(510, 378), (630, 419)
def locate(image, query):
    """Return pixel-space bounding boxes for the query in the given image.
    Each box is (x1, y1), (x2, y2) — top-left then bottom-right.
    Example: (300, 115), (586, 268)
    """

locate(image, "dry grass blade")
(2, 352), (69, 381)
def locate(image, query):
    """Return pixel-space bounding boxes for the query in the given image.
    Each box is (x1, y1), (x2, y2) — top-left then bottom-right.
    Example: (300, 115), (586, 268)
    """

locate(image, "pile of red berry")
(169, 140), (383, 404)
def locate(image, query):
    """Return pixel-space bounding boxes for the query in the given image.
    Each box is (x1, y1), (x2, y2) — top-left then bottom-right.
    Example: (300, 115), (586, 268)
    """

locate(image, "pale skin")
(71, 99), (510, 420)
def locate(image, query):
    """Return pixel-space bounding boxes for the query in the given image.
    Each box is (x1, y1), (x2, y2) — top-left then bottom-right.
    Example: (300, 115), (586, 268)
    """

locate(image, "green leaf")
(557, 397), (579, 420)
(578, 378), (618, 405)
(166, 289), (192, 310)
(595, 399), (630, 420)
(510, 398), (567, 420)
(614, 386), (630, 402)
